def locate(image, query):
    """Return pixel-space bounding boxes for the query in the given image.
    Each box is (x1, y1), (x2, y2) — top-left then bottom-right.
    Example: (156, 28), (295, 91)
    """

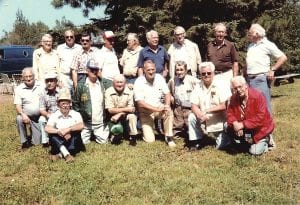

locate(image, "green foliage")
(50, 0), (300, 70)
(1, 79), (300, 204)
(0, 9), (49, 46)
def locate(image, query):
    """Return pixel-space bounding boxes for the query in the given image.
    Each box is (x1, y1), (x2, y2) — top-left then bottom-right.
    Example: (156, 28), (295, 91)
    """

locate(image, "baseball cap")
(44, 71), (58, 79)
(102, 31), (115, 39)
(86, 59), (100, 70)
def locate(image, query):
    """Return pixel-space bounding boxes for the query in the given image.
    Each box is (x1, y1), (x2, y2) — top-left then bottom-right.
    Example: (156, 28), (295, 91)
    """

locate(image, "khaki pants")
(139, 108), (174, 143)
(126, 113), (138, 136)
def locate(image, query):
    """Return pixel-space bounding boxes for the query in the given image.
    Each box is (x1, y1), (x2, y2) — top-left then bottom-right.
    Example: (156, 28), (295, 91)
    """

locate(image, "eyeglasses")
(175, 32), (185, 36)
(45, 78), (57, 82)
(65, 36), (74, 39)
(201, 72), (212, 76)
(81, 39), (90, 43)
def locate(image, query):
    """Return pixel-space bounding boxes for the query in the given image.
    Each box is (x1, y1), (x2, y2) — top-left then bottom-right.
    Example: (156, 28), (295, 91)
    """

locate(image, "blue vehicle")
(0, 45), (34, 75)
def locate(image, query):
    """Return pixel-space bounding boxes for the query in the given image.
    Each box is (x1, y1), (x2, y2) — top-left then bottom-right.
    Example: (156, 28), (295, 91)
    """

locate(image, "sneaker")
(49, 154), (61, 162)
(65, 154), (75, 163)
(268, 134), (276, 151)
(165, 136), (176, 147)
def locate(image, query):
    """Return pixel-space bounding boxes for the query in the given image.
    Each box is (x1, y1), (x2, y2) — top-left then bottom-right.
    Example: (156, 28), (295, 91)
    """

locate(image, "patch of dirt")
(0, 94), (13, 104)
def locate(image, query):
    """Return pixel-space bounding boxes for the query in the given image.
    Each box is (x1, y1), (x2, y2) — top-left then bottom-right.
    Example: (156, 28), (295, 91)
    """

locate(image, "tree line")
(1, 0), (299, 71)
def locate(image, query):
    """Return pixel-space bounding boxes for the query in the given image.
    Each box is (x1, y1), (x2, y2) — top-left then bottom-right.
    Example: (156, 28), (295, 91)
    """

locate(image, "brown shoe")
(49, 154), (60, 162)
(65, 154), (75, 163)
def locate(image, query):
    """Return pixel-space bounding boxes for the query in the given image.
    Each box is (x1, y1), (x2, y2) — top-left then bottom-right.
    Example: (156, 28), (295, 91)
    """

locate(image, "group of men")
(14, 22), (287, 162)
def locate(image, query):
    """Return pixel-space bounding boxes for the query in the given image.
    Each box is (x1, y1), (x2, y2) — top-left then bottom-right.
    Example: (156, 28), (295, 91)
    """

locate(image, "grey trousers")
(16, 115), (41, 145)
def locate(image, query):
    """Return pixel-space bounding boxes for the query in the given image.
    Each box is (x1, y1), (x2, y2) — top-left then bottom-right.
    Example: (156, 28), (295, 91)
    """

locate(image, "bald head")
(113, 74), (126, 93)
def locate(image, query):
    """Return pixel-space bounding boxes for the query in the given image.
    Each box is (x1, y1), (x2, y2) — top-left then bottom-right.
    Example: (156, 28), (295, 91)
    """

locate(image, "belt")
(247, 73), (266, 79)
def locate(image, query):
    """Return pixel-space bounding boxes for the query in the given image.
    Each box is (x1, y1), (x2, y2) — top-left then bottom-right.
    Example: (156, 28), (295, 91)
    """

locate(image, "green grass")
(0, 79), (300, 205)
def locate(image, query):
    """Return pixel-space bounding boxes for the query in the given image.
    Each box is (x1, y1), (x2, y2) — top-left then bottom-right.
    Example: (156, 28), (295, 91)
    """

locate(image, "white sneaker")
(165, 137), (176, 147)
(268, 134), (276, 151)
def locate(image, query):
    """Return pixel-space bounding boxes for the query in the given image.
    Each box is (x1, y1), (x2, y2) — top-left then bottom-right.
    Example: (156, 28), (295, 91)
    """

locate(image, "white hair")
(113, 74), (126, 82)
(174, 26), (185, 35)
(41, 33), (53, 41)
(199, 62), (215, 72)
(213, 22), (227, 32)
(250, 23), (266, 37)
(231, 76), (247, 87)
(146, 30), (158, 41)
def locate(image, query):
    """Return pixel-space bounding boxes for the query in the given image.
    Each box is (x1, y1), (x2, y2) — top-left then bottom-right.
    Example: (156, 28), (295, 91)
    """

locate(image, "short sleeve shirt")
(120, 46), (143, 76)
(97, 46), (120, 80)
(137, 45), (169, 74)
(14, 81), (44, 117)
(190, 78), (231, 132)
(70, 47), (99, 74)
(105, 86), (134, 109)
(134, 74), (170, 107)
(246, 37), (284, 74)
(57, 43), (81, 74)
(206, 39), (238, 72)
(39, 89), (59, 113)
(47, 109), (83, 130)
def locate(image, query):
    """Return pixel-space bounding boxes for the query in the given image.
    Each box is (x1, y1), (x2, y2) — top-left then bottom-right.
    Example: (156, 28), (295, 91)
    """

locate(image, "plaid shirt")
(39, 89), (59, 113)
(70, 47), (99, 74)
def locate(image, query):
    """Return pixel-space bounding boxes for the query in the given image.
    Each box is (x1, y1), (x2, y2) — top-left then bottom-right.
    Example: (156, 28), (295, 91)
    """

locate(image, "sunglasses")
(65, 36), (74, 39)
(201, 72), (212, 76)
(81, 39), (90, 43)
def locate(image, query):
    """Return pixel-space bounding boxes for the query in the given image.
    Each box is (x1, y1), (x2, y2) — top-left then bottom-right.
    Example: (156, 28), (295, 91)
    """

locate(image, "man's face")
(42, 37), (53, 52)
(22, 70), (35, 88)
(200, 66), (214, 86)
(59, 100), (71, 115)
(175, 65), (187, 80)
(45, 78), (57, 91)
(214, 26), (227, 42)
(113, 78), (126, 93)
(80, 36), (91, 50)
(65, 31), (75, 47)
(174, 28), (185, 44)
(232, 81), (248, 98)
(144, 63), (156, 82)
(104, 37), (115, 49)
(87, 68), (99, 81)
(148, 33), (159, 47)
(127, 37), (135, 50)
(247, 29), (257, 43)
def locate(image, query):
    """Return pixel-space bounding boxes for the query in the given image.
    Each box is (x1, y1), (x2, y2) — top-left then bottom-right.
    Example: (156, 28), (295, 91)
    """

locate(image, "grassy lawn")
(0, 79), (299, 205)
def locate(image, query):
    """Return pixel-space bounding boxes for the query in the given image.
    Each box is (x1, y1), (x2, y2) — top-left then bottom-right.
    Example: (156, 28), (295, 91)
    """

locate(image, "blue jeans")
(247, 74), (272, 114)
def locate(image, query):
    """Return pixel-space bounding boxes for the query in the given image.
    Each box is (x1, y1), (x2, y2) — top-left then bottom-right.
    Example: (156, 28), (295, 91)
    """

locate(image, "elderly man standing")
(188, 62), (232, 151)
(206, 23), (239, 89)
(120, 33), (143, 88)
(33, 34), (61, 83)
(246, 23), (287, 114)
(134, 60), (176, 147)
(57, 29), (81, 91)
(137, 30), (169, 78)
(168, 61), (200, 138)
(45, 89), (84, 162)
(105, 74), (138, 146)
(97, 31), (120, 89)
(73, 59), (109, 145)
(70, 32), (99, 89)
(14, 67), (44, 150)
(227, 76), (275, 155)
(168, 26), (202, 78)
(39, 72), (60, 147)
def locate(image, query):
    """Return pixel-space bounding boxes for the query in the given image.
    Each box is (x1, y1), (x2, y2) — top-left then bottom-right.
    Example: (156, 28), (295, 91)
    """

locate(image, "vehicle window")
(23, 50), (29, 57)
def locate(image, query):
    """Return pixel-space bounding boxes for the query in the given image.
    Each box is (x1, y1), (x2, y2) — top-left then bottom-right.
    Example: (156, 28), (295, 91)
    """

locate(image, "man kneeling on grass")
(45, 89), (84, 162)
(227, 76), (275, 155)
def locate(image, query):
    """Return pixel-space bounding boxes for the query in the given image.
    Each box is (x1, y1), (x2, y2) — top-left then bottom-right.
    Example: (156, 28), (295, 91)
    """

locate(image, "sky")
(0, 0), (105, 38)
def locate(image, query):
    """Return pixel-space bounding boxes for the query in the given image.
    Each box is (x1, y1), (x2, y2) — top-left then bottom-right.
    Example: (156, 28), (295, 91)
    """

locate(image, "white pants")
(81, 122), (109, 144)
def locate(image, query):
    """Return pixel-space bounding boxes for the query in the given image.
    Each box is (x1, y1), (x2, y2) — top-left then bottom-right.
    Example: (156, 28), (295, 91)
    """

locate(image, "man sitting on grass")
(45, 89), (84, 163)
(227, 76), (275, 155)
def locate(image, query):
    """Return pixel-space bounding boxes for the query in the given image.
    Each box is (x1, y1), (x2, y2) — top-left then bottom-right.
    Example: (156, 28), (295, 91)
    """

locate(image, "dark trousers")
(49, 131), (83, 155)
